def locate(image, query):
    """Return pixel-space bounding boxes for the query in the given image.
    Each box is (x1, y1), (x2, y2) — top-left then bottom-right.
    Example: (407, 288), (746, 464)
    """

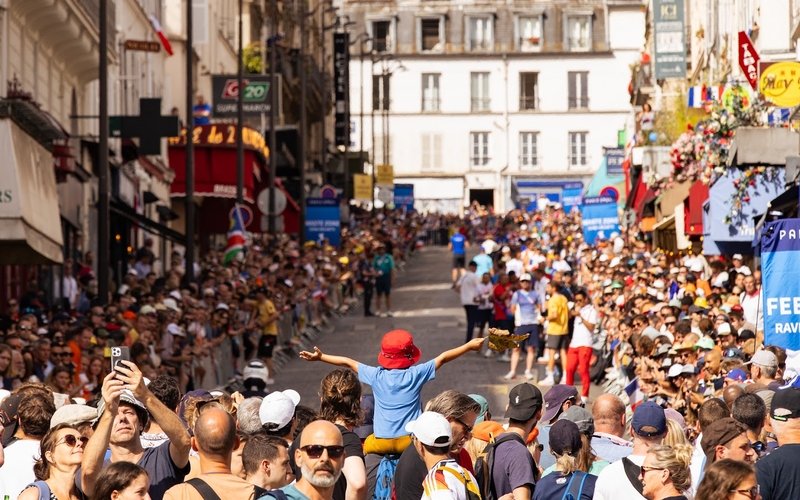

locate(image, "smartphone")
(111, 346), (130, 375)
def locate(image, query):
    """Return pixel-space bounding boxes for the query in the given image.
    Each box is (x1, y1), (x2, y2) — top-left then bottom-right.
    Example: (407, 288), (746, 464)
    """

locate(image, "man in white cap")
(748, 350), (781, 391)
(731, 254), (751, 276)
(260, 390), (301, 444)
(407, 411), (480, 500)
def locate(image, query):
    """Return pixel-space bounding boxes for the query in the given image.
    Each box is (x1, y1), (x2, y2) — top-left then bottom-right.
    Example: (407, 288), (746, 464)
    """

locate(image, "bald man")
(164, 408), (264, 500)
(702, 350), (723, 391)
(282, 420), (345, 500)
(723, 384), (745, 409)
(590, 394), (632, 463)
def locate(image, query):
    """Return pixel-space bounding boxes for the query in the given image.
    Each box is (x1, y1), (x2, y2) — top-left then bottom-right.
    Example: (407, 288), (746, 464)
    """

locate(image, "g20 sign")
(211, 75), (281, 117)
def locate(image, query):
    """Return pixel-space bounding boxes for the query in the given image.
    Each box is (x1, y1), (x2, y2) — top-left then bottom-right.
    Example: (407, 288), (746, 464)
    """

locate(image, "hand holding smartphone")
(111, 346), (131, 375)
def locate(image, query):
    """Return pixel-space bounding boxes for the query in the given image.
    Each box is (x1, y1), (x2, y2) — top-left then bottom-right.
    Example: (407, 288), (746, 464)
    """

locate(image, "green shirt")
(281, 484), (311, 500)
(541, 459), (610, 478)
(373, 254), (395, 276)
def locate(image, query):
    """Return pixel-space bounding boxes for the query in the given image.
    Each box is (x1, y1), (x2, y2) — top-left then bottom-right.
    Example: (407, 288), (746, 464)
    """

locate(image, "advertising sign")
(759, 61), (800, 108)
(653, 0), (687, 79)
(376, 164), (394, 186)
(605, 147), (625, 176)
(761, 219), (800, 350)
(394, 184), (415, 212)
(581, 196), (620, 244)
(211, 75), (278, 117)
(305, 198), (341, 247)
(334, 33), (350, 148)
(124, 40), (161, 52)
(353, 174), (372, 201)
(562, 182), (583, 212)
(738, 31), (760, 90)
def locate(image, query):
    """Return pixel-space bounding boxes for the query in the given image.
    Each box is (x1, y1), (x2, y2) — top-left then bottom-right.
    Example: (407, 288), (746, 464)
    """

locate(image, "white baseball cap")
(259, 390), (301, 429)
(405, 411), (453, 447)
(733, 254), (744, 261)
(717, 323), (732, 335)
(169, 290), (183, 301)
(163, 298), (180, 312)
(667, 364), (684, 378)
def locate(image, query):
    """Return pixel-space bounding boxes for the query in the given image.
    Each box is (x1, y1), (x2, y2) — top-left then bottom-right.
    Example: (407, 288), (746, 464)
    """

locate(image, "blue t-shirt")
(473, 253), (493, 277)
(358, 359), (437, 438)
(511, 290), (540, 325)
(193, 103), (211, 125)
(450, 233), (466, 255)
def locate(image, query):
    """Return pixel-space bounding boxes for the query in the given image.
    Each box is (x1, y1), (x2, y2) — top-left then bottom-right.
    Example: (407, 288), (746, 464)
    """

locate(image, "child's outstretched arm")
(299, 346), (360, 372)
(434, 337), (485, 370)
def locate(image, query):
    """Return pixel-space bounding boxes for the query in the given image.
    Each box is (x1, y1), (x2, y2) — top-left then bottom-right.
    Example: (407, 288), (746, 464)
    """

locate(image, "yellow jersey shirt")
(546, 293), (569, 335)
(258, 299), (278, 336)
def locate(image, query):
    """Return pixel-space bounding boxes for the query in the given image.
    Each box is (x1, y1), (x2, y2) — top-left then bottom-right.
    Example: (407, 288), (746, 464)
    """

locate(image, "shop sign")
(759, 61), (800, 108)
(168, 124), (269, 158)
(737, 31), (760, 89)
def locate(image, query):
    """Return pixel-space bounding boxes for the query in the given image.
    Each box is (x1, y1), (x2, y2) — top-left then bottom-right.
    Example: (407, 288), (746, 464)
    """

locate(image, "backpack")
(474, 433), (528, 500)
(374, 454), (400, 500)
(186, 478), (288, 500)
(436, 464), (482, 500)
(561, 471), (590, 500)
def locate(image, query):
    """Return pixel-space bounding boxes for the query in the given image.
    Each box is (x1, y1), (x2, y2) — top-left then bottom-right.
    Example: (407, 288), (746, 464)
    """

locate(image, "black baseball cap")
(549, 419), (583, 456)
(772, 387), (800, 422)
(504, 383), (543, 421)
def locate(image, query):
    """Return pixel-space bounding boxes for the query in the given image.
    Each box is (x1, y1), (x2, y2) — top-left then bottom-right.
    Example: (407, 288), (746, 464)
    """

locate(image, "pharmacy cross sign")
(110, 98), (179, 155)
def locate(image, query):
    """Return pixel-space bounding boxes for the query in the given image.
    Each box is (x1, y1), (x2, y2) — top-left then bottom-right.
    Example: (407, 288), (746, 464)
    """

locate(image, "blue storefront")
(510, 180), (584, 212)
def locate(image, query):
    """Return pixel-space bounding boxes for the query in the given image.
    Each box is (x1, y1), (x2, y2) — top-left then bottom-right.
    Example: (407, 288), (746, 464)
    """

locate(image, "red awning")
(684, 180), (709, 236)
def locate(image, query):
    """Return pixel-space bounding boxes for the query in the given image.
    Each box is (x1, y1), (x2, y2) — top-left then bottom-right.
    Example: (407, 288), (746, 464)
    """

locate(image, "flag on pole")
(223, 204), (246, 265)
(149, 15), (174, 56)
(687, 85), (725, 108)
(624, 377), (645, 410)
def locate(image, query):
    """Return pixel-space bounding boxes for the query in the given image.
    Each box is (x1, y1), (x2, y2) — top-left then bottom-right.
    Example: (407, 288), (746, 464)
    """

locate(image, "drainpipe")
(500, 54), (509, 212)
(0, 0), (8, 96)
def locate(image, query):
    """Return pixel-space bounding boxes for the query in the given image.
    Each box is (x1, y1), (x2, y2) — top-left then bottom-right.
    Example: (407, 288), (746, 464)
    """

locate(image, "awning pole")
(185, 0), (196, 283)
(236, 0), (244, 206)
(98, 0), (110, 304)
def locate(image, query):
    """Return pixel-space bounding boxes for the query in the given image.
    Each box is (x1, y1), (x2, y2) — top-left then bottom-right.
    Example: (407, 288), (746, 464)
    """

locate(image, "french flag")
(149, 14), (174, 56)
(624, 377), (645, 410)
(687, 86), (724, 108)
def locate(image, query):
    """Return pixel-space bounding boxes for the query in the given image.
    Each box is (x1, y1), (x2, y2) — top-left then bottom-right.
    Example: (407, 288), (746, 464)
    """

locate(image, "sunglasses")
(454, 418), (473, 435)
(58, 434), (89, 448)
(300, 445), (345, 459)
(729, 486), (759, 500)
(19, 325), (32, 331)
(664, 322), (676, 326)
(59, 352), (72, 357)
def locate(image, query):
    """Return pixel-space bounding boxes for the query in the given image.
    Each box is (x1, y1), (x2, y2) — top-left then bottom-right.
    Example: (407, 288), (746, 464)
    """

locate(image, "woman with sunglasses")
(17, 423), (88, 500)
(695, 459), (760, 500)
(639, 444), (693, 500)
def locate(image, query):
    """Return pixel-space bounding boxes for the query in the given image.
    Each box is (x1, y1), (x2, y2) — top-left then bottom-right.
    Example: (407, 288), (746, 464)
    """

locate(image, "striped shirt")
(422, 459), (481, 500)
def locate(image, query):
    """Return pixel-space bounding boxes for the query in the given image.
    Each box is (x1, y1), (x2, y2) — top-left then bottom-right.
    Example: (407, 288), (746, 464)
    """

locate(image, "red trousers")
(566, 346), (592, 398)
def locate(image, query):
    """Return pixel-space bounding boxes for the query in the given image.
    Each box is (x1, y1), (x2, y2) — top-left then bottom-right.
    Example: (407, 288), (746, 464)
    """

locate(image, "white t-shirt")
(481, 239), (498, 254)
(552, 259), (572, 273)
(570, 304), (598, 348)
(593, 453), (646, 500)
(739, 290), (763, 331)
(475, 283), (494, 310)
(505, 258), (524, 277)
(457, 272), (480, 306)
(0, 439), (40, 500)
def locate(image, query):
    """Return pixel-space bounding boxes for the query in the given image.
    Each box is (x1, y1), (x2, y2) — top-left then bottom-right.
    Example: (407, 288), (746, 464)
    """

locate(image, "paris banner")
(581, 196), (620, 244)
(762, 218), (800, 350)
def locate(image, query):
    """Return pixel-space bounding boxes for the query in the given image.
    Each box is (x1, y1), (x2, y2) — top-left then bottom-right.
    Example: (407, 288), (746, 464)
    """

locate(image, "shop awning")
(110, 200), (186, 244)
(0, 119), (64, 264)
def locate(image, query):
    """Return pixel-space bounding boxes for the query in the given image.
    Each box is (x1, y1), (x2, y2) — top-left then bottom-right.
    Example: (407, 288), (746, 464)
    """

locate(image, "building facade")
(342, 0), (645, 213)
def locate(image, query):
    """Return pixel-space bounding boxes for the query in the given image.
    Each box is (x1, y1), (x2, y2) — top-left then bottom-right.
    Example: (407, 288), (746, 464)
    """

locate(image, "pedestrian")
(532, 419), (596, 500)
(537, 384), (578, 470)
(256, 286), (280, 385)
(449, 226), (469, 286)
(701, 418), (756, 472)
(473, 247), (494, 278)
(373, 244), (395, 317)
(406, 411), (481, 500)
(504, 273), (542, 381)
(357, 251), (376, 317)
(281, 421), (346, 500)
(755, 386), (800, 500)
(542, 281), (569, 386)
(475, 273), (494, 350)
(566, 289), (598, 405)
(260, 390), (301, 445)
(639, 444), (693, 500)
(456, 261), (481, 343)
(492, 273), (513, 362)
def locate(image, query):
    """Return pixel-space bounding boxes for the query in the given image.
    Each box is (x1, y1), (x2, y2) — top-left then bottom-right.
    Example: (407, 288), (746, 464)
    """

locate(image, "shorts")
(546, 334), (569, 350)
(375, 277), (392, 296)
(515, 324), (541, 350)
(453, 255), (466, 269)
(476, 309), (492, 328)
(258, 334), (277, 358)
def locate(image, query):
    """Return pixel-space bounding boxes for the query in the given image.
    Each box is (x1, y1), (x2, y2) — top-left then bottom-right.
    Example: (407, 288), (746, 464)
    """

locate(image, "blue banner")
(562, 182), (583, 212)
(581, 196), (620, 243)
(762, 219), (800, 350)
(605, 147), (625, 176)
(305, 198), (341, 247)
(394, 184), (414, 212)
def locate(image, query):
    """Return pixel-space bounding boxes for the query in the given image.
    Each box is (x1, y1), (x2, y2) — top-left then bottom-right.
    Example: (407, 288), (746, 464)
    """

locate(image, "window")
(569, 132), (588, 167)
(566, 15), (591, 51)
(467, 16), (493, 51)
(418, 18), (443, 52)
(517, 16), (543, 52)
(422, 133), (443, 171)
(470, 132), (490, 167)
(520, 132), (539, 167)
(519, 72), (539, 110)
(369, 20), (394, 53)
(373, 74), (390, 111)
(470, 72), (490, 111)
(422, 73), (441, 111)
(568, 71), (588, 109)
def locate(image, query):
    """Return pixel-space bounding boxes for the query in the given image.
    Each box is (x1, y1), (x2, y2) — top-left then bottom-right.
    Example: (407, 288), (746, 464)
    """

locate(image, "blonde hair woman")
(533, 420), (597, 500)
(640, 444), (693, 500)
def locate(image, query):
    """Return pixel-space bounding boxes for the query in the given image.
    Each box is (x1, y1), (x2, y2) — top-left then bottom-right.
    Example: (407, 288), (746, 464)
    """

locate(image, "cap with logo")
(771, 387), (800, 422)
(725, 368), (747, 382)
(541, 384), (578, 423)
(405, 411), (453, 447)
(504, 383), (544, 421)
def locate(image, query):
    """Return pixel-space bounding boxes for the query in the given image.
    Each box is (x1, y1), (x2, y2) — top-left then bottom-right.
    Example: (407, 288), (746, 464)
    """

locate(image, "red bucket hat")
(378, 330), (421, 369)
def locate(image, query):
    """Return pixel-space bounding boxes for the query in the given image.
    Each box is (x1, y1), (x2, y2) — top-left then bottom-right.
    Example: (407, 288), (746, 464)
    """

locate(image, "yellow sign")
(760, 61), (800, 108)
(376, 164), (394, 186)
(353, 174), (373, 201)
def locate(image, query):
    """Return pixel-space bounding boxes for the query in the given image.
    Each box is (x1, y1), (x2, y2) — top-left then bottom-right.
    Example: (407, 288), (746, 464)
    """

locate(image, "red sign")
(738, 31), (760, 90)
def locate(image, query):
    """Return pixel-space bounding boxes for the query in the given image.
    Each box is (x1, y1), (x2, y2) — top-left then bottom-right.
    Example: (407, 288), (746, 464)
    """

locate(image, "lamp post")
(236, 0), (244, 206)
(319, 8), (337, 184)
(267, 0), (277, 237)
(98, 0), (109, 302)
(185, 0), (195, 283)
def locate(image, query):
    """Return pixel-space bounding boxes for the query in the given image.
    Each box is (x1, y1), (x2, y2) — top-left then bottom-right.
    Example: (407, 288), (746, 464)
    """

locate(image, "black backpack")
(474, 432), (529, 500)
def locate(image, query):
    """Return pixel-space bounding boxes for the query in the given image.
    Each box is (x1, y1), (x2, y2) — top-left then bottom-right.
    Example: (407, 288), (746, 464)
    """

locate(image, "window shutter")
(433, 134), (442, 170)
(580, 72), (588, 101)
(568, 73), (576, 107)
(372, 75), (380, 111)
(383, 75), (391, 110)
(192, 0), (209, 45)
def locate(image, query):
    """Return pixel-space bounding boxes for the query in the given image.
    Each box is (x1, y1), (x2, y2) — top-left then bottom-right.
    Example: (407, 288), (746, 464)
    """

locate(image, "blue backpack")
(561, 471), (590, 500)
(374, 455), (400, 500)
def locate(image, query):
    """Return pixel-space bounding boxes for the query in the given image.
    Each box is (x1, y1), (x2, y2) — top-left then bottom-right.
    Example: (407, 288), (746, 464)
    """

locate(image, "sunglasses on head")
(58, 434), (89, 448)
(300, 445), (345, 459)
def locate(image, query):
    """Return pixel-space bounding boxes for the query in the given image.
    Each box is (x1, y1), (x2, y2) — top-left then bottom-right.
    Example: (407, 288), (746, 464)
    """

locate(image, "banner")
(760, 61), (800, 108)
(653, 0), (687, 79)
(394, 184), (414, 212)
(333, 33), (350, 148)
(581, 196), (620, 244)
(762, 219), (800, 350)
(738, 31), (760, 90)
(562, 182), (583, 212)
(305, 198), (341, 247)
(605, 147), (625, 176)
(376, 164), (394, 186)
(353, 174), (372, 201)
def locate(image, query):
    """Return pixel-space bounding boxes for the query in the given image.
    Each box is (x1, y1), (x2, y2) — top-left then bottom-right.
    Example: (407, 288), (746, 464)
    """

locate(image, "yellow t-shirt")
(546, 293), (569, 335)
(258, 299), (278, 336)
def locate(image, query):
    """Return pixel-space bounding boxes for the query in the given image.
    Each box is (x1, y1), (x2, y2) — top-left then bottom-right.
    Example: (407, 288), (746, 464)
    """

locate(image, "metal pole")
(359, 42), (364, 209)
(299, 0), (307, 244)
(185, 0), (196, 283)
(268, 0), (277, 236)
(320, 7), (327, 183)
(343, 31), (350, 202)
(236, 0), (244, 206)
(370, 54), (375, 216)
(98, 0), (109, 305)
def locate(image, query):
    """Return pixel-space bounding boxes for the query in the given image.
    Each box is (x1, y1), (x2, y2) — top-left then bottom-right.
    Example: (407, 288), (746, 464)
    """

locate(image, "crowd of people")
(0, 201), (794, 500)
